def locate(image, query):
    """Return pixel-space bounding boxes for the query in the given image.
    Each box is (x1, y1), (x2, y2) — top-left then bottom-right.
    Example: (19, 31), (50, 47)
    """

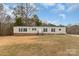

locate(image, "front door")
(37, 28), (42, 35)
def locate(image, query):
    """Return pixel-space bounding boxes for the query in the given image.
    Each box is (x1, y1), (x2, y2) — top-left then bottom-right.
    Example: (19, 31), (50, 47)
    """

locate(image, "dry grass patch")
(0, 35), (79, 55)
(0, 36), (38, 46)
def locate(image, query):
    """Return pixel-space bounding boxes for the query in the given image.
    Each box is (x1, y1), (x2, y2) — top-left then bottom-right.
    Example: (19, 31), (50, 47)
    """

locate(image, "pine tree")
(14, 17), (23, 26)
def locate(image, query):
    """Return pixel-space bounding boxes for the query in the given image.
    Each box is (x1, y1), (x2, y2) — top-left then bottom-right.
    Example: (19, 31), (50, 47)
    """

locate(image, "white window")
(51, 28), (55, 32)
(43, 28), (48, 32)
(19, 28), (22, 32)
(23, 28), (27, 32)
(32, 28), (36, 31)
(19, 28), (27, 32)
(59, 29), (61, 31)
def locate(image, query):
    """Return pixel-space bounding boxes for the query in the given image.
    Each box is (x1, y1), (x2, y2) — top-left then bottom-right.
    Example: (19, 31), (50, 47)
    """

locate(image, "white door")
(37, 28), (42, 34)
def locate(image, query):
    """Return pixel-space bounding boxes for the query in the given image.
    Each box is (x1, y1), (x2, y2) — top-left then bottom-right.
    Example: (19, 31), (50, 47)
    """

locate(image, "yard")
(0, 35), (79, 56)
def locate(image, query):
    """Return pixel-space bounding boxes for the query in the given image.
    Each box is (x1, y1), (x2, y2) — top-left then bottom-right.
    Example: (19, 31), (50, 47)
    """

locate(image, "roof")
(14, 26), (66, 27)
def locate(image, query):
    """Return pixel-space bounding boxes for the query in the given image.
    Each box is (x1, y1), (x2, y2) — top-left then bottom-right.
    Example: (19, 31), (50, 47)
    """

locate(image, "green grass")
(0, 35), (79, 56)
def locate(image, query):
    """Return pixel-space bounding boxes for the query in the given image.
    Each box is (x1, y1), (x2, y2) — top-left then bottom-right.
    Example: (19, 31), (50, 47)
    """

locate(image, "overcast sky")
(4, 3), (79, 25)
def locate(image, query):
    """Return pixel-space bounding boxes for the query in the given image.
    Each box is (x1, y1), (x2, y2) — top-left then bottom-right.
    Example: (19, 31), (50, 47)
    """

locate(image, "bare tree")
(13, 3), (37, 26)
(0, 3), (38, 35)
(13, 3), (25, 18)
(67, 25), (79, 34)
(0, 4), (4, 22)
(0, 4), (5, 35)
(0, 4), (13, 35)
(24, 3), (37, 18)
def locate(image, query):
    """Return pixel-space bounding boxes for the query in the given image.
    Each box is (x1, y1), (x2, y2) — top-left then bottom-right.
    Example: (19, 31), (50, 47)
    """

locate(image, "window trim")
(19, 28), (22, 32)
(32, 28), (36, 31)
(23, 28), (27, 32)
(59, 28), (61, 31)
(43, 28), (48, 32)
(19, 28), (27, 32)
(51, 28), (55, 32)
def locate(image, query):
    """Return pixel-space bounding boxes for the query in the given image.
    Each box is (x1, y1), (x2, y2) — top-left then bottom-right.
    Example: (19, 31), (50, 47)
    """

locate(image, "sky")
(4, 3), (79, 25)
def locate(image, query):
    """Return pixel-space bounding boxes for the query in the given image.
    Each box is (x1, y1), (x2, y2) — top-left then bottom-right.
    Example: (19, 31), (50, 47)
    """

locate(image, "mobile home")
(13, 26), (66, 35)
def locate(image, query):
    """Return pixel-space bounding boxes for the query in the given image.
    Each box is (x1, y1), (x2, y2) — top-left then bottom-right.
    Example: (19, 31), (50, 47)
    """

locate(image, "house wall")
(13, 26), (66, 35)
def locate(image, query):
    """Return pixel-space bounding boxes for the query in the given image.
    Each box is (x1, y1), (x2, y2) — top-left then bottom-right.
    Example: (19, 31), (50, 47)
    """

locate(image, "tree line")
(67, 25), (79, 34)
(0, 3), (56, 36)
(0, 3), (79, 35)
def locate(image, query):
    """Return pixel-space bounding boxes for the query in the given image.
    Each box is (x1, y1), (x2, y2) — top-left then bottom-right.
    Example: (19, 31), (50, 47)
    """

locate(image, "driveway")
(70, 35), (79, 37)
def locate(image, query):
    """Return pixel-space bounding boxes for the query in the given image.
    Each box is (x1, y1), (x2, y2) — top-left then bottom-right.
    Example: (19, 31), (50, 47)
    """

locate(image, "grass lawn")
(0, 35), (79, 56)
